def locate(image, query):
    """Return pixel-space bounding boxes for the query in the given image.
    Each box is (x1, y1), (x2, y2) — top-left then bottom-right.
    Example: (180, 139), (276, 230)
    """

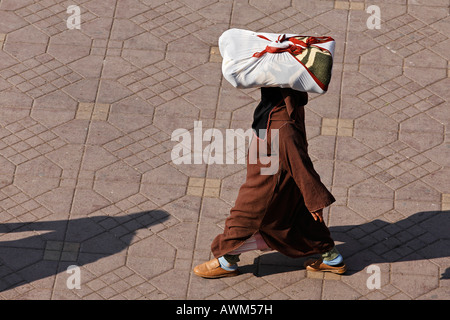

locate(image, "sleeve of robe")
(279, 124), (335, 213)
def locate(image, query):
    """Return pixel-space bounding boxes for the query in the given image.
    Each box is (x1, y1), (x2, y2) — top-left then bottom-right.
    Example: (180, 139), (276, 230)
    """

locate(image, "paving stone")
(321, 118), (354, 137)
(209, 46), (222, 63)
(0, 0), (448, 301)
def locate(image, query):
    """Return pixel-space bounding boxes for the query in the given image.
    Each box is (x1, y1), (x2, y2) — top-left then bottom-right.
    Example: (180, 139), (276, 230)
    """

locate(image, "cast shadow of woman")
(250, 210), (450, 277)
(0, 210), (169, 292)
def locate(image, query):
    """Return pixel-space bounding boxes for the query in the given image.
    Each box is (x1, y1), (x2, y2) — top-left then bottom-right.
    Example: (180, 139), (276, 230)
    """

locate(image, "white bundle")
(219, 28), (335, 94)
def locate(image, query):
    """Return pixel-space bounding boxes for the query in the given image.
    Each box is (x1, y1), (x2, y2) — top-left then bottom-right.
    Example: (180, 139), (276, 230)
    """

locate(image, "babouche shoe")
(304, 258), (347, 274)
(193, 258), (239, 278)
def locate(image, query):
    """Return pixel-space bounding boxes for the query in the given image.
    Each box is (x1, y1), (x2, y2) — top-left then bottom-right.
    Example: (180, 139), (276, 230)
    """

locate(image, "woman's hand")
(310, 209), (323, 223)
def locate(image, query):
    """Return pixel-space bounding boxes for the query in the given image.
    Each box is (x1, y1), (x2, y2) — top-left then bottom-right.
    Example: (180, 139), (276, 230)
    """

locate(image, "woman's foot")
(193, 258), (239, 278)
(304, 258), (347, 274)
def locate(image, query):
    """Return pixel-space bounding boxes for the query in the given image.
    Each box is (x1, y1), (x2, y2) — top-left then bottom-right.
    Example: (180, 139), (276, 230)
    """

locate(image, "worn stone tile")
(203, 187), (220, 198)
(209, 46), (222, 63)
(349, 2), (364, 11)
(92, 104), (110, 121)
(441, 194), (450, 210)
(188, 177), (204, 188)
(321, 118), (354, 137)
(0, 0), (447, 301)
(185, 177), (221, 198)
(76, 102), (94, 120)
(187, 186), (203, 197)
(334, 1), (350, 10)
(205, 178), (221, 188)
(43, 241), (80, 262)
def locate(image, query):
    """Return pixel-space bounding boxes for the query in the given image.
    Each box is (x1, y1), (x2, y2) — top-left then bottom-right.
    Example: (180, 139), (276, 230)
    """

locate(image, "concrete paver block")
(0, 0), (448, 301)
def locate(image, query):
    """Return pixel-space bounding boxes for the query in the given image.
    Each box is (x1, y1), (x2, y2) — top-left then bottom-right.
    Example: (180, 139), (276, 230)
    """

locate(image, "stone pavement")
(0, 0), (448, 300)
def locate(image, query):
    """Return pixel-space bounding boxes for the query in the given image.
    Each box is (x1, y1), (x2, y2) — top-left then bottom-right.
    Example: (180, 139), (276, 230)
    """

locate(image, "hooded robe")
(211, 87), (336, 258)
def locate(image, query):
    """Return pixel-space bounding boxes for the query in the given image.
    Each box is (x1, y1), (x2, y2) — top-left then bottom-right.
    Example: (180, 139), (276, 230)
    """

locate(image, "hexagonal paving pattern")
(0, 0), (448, 301)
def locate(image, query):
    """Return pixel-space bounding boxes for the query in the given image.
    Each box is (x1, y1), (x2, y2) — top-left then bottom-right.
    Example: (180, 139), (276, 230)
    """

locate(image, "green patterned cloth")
(291, 36), (334, 89)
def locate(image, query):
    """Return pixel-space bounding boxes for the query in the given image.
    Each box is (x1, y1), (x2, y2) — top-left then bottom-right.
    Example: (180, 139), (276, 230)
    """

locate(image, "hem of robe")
(211, 227), (335, 259)
(210, 193), (336, 259)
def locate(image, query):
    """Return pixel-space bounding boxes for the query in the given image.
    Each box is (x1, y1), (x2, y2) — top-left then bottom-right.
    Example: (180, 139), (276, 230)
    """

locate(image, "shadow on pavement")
(252, 210), (450, 277)
(0, 210), (169, 292)
(441, 267), (450, 279)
